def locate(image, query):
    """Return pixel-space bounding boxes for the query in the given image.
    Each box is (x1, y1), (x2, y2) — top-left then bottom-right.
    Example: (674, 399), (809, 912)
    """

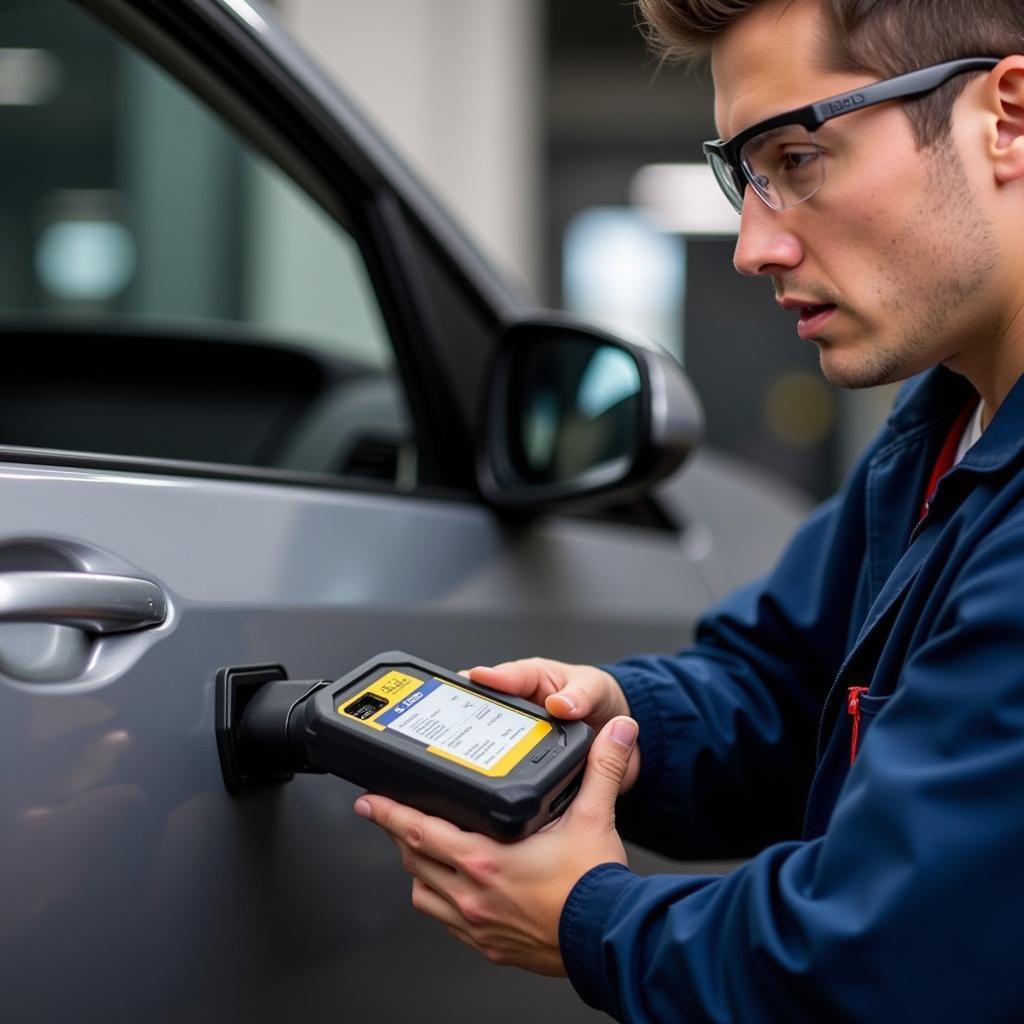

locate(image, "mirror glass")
(510, 338), (641, 485)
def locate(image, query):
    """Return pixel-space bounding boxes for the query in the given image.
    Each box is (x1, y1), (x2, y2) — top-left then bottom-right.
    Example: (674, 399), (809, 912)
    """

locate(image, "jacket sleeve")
(607, 475), (868, 859)
(562, 518), (1024, 1023)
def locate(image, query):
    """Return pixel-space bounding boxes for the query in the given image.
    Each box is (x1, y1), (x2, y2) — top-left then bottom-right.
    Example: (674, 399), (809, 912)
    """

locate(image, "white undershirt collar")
(954, 400), (985, 465)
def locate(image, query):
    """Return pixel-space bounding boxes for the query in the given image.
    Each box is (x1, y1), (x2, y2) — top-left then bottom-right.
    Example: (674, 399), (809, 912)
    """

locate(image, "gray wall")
(279, 0), (543, 297)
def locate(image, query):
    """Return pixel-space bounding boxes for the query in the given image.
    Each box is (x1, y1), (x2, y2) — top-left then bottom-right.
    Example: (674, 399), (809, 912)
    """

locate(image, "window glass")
(0, 0), (415, 487)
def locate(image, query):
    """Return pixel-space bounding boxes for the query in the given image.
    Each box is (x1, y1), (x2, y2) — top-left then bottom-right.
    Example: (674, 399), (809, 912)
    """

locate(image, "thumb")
(468, 662), (535, 695)
(469, 658), (566, 702)
(570, 717), (638, 827)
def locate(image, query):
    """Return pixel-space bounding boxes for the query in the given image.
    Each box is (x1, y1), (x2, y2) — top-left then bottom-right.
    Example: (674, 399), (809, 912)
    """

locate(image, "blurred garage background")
(0, 0), (898, 500)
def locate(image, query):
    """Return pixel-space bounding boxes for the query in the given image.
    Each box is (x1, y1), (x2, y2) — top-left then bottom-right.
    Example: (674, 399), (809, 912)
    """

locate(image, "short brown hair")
(637, 0), (1024, 145)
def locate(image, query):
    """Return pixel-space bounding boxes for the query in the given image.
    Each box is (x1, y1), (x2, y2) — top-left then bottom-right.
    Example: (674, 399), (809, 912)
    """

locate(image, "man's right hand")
(468, 658), (640, 794)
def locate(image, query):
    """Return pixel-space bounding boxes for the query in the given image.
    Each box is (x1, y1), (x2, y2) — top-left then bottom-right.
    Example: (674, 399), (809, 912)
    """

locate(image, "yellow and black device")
(216, 652), (593, 841)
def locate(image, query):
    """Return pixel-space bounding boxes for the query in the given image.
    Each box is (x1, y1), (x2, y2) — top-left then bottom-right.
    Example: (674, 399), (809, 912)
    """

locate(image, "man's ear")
(987, 57), (1024, 184)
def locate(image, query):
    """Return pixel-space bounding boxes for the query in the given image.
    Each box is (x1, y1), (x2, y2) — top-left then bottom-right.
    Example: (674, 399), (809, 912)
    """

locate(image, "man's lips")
(778, 298), (838, 340)
(797, 304), (837, 340)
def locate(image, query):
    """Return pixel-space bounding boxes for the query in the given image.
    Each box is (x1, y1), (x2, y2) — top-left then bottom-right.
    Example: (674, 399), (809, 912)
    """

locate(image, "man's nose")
(733, 190), (803, 277)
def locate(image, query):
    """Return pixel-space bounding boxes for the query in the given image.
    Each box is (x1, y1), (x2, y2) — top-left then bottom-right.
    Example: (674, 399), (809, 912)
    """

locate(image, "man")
(354, 0), (1024, 1019)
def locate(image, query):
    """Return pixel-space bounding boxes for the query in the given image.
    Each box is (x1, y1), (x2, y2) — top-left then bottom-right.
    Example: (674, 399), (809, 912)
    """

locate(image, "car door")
(0, 1), (798, 1021)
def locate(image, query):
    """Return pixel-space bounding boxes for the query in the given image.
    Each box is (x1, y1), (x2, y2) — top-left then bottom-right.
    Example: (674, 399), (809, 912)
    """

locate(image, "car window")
(0, 0), (416, 487)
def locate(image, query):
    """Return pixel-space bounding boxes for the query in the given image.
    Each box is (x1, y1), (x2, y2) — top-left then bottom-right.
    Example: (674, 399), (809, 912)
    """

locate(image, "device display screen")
(341, 670), (551, 777)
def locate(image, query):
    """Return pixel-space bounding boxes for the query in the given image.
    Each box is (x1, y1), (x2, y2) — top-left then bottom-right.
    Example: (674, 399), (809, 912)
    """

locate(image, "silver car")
(0, 1), (805, 1020)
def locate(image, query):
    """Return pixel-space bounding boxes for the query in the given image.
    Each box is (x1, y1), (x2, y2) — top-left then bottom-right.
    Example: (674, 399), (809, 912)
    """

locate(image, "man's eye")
(780, 148), (820, 172)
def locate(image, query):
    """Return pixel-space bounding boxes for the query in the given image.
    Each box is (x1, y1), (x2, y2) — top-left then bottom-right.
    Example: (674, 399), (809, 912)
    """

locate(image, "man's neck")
(948, 308), (1024, 433)
(962, 301), (1024, 425)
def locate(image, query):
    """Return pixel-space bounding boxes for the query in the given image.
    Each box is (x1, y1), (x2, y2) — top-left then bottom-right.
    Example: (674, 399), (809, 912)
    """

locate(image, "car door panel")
(0, 461), (719, 1022)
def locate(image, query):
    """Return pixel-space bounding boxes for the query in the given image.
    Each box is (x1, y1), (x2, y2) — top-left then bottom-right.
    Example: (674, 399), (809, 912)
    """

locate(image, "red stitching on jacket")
(847, 686), (870, 765)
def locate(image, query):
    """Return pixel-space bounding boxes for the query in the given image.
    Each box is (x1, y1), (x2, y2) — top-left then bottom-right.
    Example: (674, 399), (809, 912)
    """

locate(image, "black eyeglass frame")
(703, 57), (1001, 211)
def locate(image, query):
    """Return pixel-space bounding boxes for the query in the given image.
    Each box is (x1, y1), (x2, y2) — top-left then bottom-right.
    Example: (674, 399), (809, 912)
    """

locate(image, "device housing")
(217, 652), (593, 841)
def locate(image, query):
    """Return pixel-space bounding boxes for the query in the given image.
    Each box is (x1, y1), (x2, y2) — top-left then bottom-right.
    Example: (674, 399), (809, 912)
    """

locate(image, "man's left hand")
(353, 716), (638, 975)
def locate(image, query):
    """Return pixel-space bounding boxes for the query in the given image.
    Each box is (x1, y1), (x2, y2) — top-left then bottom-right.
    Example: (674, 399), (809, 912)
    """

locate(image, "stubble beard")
(816, 146), (996, 391)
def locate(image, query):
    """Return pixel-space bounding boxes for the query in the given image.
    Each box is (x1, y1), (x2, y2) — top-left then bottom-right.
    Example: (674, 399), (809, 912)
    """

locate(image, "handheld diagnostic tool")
(216, 652), (593, 841)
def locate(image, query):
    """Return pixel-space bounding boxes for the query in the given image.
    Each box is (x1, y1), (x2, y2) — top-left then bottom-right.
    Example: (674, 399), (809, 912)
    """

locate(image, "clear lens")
(739, 124), (825, 211)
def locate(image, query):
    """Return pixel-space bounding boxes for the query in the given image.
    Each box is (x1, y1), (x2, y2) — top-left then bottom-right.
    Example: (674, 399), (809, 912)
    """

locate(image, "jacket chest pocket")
(847, 689), (892, 764)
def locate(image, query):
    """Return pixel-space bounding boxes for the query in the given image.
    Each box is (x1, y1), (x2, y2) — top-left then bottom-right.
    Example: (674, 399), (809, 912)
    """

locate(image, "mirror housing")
(477, 316), (703, 510)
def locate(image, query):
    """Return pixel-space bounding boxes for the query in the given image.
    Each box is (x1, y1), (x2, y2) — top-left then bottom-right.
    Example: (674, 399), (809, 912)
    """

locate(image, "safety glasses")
(703, 57), (999, 214)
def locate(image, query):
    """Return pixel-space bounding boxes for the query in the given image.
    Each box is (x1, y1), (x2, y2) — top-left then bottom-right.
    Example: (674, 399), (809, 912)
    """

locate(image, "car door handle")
(0, 572), (167, 634)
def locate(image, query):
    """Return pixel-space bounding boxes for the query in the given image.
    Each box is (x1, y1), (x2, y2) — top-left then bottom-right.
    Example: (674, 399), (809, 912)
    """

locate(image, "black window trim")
(0, 443), (479, 503)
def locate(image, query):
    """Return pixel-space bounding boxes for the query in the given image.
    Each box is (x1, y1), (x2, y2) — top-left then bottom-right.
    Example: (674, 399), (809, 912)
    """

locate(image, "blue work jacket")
(560, 366), (1024, 1022)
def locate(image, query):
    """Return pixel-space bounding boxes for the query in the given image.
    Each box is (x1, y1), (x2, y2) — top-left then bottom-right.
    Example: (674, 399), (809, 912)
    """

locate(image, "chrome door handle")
(0, 572), (167, 634)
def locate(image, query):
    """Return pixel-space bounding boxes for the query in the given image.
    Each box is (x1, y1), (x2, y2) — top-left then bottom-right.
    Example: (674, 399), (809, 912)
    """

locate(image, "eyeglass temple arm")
(808, 57), (1000, 128)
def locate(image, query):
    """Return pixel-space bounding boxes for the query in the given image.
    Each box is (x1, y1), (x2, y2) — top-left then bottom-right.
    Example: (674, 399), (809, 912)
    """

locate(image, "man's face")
(711, 0), (1000, 389)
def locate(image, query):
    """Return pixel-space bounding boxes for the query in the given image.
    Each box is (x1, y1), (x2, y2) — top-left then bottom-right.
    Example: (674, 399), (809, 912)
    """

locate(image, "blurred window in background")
(562, 206), (685, 363)
(0, 0), (415, 488)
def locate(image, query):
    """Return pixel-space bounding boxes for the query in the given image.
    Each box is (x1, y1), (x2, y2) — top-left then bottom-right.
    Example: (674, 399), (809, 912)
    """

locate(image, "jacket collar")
(887, 366), (1024, 476)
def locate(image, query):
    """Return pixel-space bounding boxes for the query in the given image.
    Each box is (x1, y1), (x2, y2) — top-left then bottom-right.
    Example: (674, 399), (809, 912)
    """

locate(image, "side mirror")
(477, 316), (702, 510)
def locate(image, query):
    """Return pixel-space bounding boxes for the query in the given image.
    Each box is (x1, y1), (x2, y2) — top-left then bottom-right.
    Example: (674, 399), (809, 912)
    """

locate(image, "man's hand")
(354, 715), (639, 975)
(468, 658), (640, 794)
